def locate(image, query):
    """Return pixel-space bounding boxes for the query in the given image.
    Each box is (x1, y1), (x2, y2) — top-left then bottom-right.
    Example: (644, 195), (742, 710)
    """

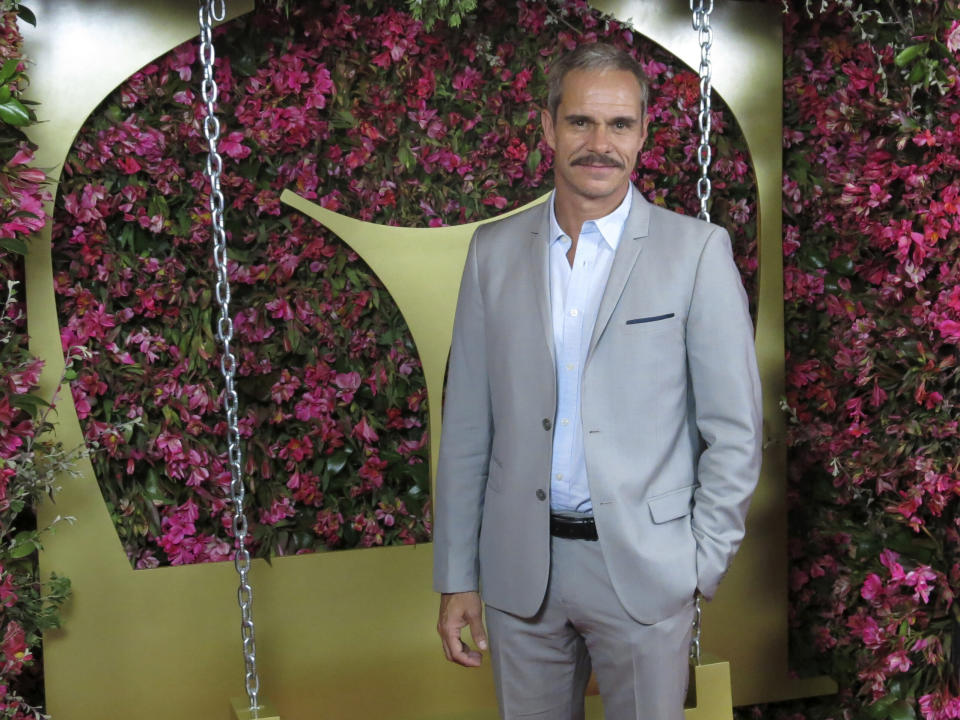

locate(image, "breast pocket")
(622, 313), (681, 335)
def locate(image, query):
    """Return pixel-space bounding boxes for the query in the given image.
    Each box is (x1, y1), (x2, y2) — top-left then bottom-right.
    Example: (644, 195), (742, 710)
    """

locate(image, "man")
(433, 42), (762, 720)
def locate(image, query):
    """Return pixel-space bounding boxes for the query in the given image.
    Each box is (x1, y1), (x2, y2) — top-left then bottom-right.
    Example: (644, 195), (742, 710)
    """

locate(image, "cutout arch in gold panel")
(22, 1), (835, 718)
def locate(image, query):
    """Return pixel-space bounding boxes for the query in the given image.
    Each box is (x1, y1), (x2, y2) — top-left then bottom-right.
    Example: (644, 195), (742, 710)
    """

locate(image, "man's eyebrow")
(562, 114), (638, 126)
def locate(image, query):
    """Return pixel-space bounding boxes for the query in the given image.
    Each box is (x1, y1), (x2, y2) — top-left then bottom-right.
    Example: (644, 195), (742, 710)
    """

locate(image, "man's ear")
(541, 106), (557, 151)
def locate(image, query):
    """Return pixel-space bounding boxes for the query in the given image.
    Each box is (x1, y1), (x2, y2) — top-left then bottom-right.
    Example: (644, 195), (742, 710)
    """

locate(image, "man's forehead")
(562, 68), (643, 89)
(558, 70), (644, 114)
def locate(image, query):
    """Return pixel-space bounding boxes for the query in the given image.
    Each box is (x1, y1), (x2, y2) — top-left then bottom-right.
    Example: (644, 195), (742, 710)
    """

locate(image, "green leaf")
(887, 700), (916, 720)
(10, 392), (50, 415)
(9, 531), (41, 558)
(0, 57), (19, 85)
(0, 237), (28, 255)
(398, 143), (416, 173)
(527, 148), (542, 173)
(895, 44), (927, 67)
(830, 256), (855, 276)
(8, 541), (37, 559)
(867, 697), (895, 718)
(17, 5), (37, 26)
(332, 109), (357, 129)
(908, 61), (927, 85)
(326, 451), (349, 475)
(0, 97), (31, 126)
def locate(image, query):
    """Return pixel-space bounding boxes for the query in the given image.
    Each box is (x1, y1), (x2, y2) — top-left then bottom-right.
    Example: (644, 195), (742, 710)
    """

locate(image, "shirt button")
(566, 363), (575, 371)
(556, 473), (563, 480)
(560, 418), (569, 426)
(570, 309), (578, 317)
(536, 489), (547, 501)
(542, 418), (552, 431)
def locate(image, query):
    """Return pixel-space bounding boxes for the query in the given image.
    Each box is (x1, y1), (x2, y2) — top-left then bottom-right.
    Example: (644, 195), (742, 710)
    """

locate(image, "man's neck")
(554, 185), (630, 241)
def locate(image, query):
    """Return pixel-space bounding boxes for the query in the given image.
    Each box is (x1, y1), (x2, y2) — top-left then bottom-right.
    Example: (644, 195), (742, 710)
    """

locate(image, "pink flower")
(305, 66), (334, 110)
(278, 435), (313, 463)
(879, 549), (906, 582)
(169, 42), (197, 81)
(452, 66), (483, 95)
(352, 416), (379, 444)
(885, 649), (911, 673)
(117, 156), (141, 174)
(219, 131), (251, 160)
(946, 20), (960, 53)
(847, 613), (884, 649)
(904, 566), (938, 604)
(1, 621), (31, 674)
(259, 497), (296, 525)
(936, 317), (960, 343)
(0, 570), (18, 608)
(334, 371), (362, 403)
(861, 573), (884, 603)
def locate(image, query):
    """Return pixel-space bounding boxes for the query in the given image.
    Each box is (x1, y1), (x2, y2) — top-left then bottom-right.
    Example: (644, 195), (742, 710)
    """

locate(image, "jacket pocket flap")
(648, 485), (694, 524)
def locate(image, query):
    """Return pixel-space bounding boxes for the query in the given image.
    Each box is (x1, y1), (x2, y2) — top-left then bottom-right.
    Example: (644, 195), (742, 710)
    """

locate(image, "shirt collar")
(548, 186), (632, 251)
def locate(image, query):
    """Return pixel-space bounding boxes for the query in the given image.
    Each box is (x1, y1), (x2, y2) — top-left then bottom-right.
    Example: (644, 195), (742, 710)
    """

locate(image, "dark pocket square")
(625, 313), (675, 325)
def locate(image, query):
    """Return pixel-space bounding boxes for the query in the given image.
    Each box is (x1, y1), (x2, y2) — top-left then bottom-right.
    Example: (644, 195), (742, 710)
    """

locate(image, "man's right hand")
(437, 591), (488, 667)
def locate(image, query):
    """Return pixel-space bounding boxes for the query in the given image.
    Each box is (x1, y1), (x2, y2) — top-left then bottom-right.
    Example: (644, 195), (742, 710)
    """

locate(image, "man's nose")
(587, 124), (613, 150)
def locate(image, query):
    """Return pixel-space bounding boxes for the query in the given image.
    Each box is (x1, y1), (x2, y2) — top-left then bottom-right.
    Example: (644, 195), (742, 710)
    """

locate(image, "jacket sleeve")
(432, 228), (493, 594)
(685, 227), (763, 599)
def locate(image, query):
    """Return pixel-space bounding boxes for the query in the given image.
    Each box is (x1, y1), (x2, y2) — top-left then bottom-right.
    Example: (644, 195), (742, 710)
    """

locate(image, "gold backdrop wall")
(22, 1), (834, 718)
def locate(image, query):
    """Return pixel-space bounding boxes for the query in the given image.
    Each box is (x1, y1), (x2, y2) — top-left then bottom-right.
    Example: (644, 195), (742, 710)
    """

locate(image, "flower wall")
(736, 3), (960, 719)
(1, 6), (72, 719)
(51, 0), (757, 570)
(7, 0), (960, 717)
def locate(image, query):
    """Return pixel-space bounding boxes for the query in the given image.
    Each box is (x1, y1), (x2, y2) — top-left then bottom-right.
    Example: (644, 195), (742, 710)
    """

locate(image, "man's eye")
(615, 121), (627, 130)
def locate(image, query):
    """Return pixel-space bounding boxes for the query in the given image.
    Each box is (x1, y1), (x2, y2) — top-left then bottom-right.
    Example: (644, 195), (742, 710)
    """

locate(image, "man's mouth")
(571, 154), (622, 169)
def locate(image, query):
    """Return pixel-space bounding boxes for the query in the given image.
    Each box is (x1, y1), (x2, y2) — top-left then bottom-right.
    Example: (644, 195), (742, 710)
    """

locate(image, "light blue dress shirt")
(547, 189), (632, 514)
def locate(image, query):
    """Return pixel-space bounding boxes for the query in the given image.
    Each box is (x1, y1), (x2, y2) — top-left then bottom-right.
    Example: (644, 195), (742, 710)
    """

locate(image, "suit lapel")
(528, 199), (555, 363)
(588, 188), (651, 359)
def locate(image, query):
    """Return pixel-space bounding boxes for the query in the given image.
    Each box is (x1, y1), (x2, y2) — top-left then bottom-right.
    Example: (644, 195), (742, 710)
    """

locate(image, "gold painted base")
(685, 662), (734, 720)
(231, 696), (281, 720)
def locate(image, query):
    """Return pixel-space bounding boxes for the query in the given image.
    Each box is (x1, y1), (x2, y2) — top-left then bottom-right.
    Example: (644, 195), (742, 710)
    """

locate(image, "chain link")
(691, 0), (714, 223)
(690, 594), (702, 666)
(198, 0), (261, 709)
(688, 0), (714, 669)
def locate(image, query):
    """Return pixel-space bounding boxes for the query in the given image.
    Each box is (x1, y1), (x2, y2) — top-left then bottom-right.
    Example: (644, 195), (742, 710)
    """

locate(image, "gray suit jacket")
(433, 187), (762, 624)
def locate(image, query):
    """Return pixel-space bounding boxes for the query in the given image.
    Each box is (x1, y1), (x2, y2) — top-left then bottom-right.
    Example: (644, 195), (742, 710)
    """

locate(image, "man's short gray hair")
(546, 43), (650, 120)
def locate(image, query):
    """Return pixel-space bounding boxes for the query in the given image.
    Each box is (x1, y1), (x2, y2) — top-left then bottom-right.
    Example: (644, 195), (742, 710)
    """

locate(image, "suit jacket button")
(542, 418), (552, 431)
(536, 489), (546, 501)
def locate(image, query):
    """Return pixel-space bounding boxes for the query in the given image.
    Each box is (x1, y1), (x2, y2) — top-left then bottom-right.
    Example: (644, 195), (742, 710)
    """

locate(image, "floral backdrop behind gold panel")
(50, 0), (758, 569)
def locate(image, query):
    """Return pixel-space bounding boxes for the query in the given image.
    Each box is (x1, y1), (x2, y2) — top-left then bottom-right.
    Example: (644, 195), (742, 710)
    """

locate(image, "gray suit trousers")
(485, 536), (695, 720)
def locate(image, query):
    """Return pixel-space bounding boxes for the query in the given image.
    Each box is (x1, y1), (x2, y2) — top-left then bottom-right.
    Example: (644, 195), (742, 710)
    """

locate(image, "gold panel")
(23, 1), (834, 718)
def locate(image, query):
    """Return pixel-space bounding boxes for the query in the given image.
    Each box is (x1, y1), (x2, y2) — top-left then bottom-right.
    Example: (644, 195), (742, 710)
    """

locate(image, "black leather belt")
(550, 515), (598, 541)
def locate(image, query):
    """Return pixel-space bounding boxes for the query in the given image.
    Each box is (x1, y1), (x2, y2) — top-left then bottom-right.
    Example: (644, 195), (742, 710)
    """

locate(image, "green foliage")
(406, 0), (479, 30)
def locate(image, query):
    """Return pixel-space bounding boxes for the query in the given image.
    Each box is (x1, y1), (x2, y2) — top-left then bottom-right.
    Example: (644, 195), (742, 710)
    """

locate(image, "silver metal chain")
(690, 594), (702, 666)
(198, 0), (262, 709)
(691, 0), (714, 223)
(689, 0), (713, 669)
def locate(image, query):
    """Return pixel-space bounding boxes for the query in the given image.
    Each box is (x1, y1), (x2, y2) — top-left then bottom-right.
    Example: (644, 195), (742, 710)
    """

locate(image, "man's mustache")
(571, 154), (623, 169)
